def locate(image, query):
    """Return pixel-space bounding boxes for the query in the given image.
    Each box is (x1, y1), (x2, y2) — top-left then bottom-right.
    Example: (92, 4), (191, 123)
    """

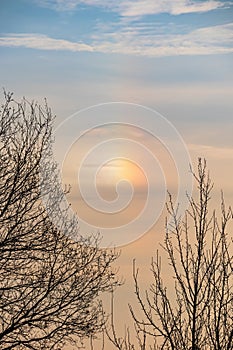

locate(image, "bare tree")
(0, 92), (119, 350)
(104, 291), (157, 350)
(106, 159), (233, 350)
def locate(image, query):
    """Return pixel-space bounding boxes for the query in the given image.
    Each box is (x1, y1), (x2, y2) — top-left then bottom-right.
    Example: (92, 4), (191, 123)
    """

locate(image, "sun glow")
(98, 159), (147, 188)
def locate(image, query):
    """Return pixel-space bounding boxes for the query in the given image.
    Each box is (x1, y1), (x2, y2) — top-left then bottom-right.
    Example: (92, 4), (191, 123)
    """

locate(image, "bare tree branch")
(0, 92), (120, 349)
(106, 158), (233, 350)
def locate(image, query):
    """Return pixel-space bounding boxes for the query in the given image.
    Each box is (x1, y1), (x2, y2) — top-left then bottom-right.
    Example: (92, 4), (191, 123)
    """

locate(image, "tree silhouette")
(0, 92), (119, 350)
(106, 159), (232, 350)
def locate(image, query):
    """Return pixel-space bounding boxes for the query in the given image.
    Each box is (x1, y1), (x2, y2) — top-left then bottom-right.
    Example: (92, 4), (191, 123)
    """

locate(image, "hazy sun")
(98, 158), (146, 188)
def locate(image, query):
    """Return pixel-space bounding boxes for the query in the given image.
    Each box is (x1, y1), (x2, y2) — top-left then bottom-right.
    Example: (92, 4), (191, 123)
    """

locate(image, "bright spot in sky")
(97, 159), (147, 189)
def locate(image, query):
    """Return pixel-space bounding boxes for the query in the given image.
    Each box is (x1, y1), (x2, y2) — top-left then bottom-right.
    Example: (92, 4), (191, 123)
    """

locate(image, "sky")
(0, 0), (233, 348)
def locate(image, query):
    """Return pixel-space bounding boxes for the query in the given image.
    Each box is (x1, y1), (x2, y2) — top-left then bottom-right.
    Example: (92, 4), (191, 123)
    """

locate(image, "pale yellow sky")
(63, 128), (233, 349)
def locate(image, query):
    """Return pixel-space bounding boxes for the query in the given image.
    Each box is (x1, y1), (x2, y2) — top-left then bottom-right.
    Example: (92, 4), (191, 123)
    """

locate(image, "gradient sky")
(0, 0), (233, 348)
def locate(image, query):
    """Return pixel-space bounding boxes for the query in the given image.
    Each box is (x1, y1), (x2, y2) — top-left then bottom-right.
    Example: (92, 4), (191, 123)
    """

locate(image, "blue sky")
(0, 1), (232, 110)
(1, 0), (233, 56)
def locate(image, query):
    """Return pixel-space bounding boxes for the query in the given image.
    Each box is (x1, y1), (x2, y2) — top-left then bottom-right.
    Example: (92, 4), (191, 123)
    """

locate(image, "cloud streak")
(118, 0), (224, 17)
(35, 0), (224, 16)
(0, 34), (93, 52)
(1, 23), (233, 57)
(94, 22), (233, 56)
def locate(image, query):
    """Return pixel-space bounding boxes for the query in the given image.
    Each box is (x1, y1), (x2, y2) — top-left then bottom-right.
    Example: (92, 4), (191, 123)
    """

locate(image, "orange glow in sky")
(97, 159), (147, 189)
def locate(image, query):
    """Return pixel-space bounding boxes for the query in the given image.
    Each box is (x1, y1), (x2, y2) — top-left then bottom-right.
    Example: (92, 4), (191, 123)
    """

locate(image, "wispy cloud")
(1, 23), (233, 57)
(93, 23), (233, 56)
(34, 0), (225, 16)
(118, 0), (224, 17)
(0, 33), (93, 52)
(189, 143), (233, 160)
